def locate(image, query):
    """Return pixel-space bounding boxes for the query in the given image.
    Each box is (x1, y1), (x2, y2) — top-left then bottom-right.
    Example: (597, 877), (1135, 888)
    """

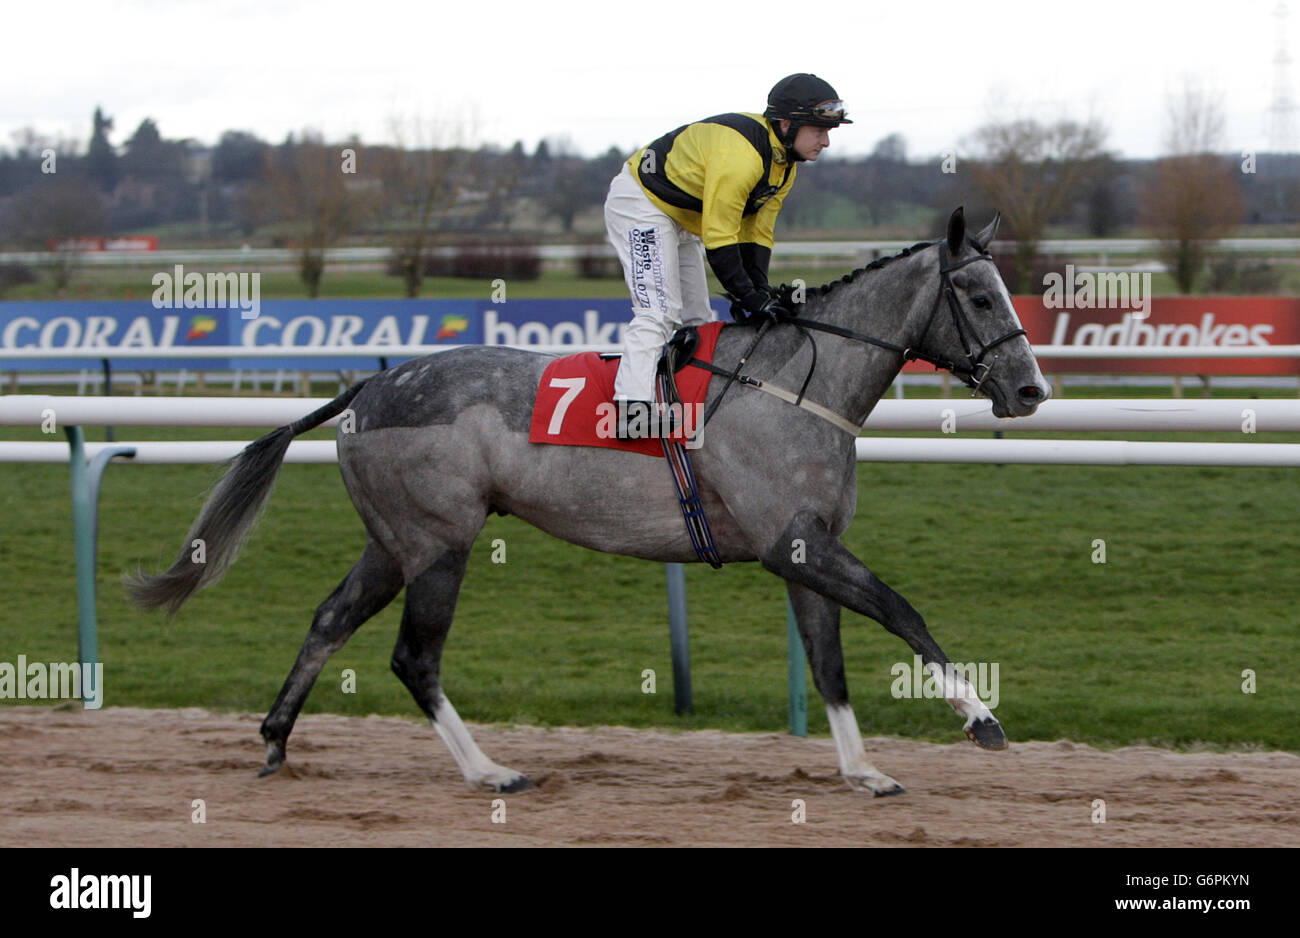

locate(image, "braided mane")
(775, 239), (936, 306)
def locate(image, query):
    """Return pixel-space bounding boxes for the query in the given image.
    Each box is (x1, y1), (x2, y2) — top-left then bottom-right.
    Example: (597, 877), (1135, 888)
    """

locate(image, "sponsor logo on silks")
(629, 227), (661, 311)
(185, 314), (218, 341)
(435, 314), (469, 340)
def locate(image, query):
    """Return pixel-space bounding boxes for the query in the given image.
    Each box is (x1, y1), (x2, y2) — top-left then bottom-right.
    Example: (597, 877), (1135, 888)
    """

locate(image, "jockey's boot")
(614, 400), (681, 440)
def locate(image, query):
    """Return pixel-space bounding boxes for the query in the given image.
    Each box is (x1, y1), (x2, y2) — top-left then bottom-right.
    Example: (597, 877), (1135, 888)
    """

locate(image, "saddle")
(527, 322), (723, 457)
(527, 322), (725, 568)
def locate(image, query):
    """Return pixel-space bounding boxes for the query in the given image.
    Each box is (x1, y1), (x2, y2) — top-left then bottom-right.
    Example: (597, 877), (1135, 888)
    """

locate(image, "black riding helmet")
(764, 73), (852, 157)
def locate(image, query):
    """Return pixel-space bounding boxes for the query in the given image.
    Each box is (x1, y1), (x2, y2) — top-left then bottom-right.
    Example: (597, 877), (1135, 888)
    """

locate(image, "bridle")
(692, 237), (1030, 434)
(786, 237), (1027, 396)
(920, 239), (1028, 393)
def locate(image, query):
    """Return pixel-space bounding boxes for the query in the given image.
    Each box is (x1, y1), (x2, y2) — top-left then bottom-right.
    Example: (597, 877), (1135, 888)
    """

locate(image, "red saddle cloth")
(528, 321), (725, 457)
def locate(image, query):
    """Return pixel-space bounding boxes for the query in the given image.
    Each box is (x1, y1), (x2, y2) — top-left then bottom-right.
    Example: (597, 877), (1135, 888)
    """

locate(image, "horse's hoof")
(495, 775), (535, 794)
(965, 716), (1008, 751)
(259, 740), (285, 776)
(845, 774), (906, 796)
(466, 765), (535, 793)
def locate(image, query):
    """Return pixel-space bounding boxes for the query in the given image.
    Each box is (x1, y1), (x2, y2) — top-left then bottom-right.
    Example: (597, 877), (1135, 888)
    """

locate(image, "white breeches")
(604, 164), (716, 401)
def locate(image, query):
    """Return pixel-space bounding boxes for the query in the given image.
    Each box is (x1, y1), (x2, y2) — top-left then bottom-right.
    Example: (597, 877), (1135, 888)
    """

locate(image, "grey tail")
(124, 380), (371, 619)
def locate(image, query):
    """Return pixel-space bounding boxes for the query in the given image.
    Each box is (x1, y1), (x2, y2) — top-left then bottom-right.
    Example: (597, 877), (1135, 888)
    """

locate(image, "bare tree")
(5, 177), (108, 289)
(535, 136), (623, 234)
(966, 116), (1108, 288)
(1140, 80), (1244, 293)
(261, 132), (379, 297)
(86, 106), (118, 193)
(1082, 154), (1127, 237)
(862, 133), (908, 226)
(378, 113), (479, 298)
(486, 140), (531, 230)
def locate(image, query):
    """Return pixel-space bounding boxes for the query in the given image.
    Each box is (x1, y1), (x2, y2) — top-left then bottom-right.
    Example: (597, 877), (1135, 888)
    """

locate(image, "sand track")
(2, 706), (1297, 847)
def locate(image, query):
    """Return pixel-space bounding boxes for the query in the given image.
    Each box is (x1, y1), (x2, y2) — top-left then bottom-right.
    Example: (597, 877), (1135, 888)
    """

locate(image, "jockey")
(604, 73), (852, 438)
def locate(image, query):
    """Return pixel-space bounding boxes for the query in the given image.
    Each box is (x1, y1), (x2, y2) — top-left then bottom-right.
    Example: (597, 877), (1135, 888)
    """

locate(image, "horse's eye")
(972, 295), (992, 310)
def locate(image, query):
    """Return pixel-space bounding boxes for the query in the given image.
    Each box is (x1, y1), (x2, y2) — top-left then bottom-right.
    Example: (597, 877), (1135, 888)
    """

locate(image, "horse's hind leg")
(259, 540), (404, 776)
(786, 581), (905, 796)
(390, 547), (534, 793)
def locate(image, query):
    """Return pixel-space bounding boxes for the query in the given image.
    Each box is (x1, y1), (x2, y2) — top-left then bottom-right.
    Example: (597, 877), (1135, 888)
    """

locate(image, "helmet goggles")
(800, 99), (852, 125)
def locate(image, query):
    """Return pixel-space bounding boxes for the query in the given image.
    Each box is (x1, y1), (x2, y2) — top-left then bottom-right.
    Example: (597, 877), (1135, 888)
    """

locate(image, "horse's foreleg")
(786, 582), (905, 795)
(259, 540), (404, 776)
(390, 548), (534, 793)
(767, 510), (1006, 750)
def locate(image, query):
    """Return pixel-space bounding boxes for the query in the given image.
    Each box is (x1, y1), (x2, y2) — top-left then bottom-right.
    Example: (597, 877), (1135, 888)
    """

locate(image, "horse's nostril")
(1018, 385), (1041, 401)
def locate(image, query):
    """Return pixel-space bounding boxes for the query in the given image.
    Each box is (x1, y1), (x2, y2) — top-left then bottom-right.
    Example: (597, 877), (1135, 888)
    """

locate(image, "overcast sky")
(3, 0), (1295, 162)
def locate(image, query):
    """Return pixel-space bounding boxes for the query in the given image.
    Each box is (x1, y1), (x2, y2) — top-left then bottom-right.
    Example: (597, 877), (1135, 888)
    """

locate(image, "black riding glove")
(737, 289), (790, 324)
(708, 243), (790, 323)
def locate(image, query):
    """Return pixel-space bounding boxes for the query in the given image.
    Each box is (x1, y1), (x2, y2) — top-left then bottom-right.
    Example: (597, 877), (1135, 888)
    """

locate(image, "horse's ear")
(973, 211), (1001, 252)
(946, 206), (965, 253)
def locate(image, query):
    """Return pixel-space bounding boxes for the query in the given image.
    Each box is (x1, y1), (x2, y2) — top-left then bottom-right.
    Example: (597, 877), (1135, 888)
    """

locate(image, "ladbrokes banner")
(2, 297), (1296, 374)
(990, 296), (1300, 376)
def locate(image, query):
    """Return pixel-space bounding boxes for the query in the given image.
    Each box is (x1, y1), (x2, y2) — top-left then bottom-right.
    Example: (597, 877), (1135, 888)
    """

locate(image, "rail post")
(787, 598), (807, 737)
(64, 426), (135, 706)
(665, 563), (692, 715)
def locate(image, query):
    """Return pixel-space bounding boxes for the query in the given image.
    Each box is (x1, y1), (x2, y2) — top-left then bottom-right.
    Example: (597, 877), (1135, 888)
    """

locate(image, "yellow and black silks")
(628, 112), (795, 304)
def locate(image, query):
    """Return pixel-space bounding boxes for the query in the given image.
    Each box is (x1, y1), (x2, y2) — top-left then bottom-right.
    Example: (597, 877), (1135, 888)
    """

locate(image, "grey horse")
(128, 207), (1050, 796)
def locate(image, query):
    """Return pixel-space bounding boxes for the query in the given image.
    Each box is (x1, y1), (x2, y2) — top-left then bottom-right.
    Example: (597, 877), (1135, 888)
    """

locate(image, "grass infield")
(1, 382), (1297, 752)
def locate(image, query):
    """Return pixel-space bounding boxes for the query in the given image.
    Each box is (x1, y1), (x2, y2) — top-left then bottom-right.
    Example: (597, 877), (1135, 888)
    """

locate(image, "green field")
(2, 382), (1297, 752)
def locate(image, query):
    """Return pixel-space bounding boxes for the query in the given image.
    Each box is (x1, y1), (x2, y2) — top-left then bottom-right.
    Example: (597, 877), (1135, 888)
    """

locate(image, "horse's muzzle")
(986, 375), (1051, 418)
(1017, 382), (1049, 408)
